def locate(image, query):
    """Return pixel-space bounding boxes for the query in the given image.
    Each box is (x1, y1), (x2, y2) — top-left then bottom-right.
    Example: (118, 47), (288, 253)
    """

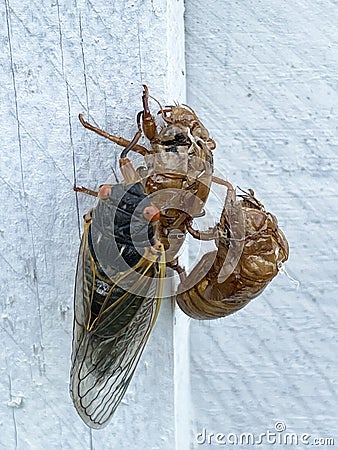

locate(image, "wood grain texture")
(0, 0), (184, 448)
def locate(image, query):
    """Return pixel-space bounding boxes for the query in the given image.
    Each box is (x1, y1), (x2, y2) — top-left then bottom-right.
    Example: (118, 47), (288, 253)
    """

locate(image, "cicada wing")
(70, 224), (165, 429)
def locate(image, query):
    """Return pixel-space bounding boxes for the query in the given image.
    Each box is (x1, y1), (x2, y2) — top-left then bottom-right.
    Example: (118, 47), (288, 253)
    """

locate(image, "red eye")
(98, 185), (112, 199)
(143, 205), (160, 222)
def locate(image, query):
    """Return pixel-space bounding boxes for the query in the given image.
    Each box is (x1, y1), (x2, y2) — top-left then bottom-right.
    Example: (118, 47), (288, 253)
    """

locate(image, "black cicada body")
(70, 181), (165, 429)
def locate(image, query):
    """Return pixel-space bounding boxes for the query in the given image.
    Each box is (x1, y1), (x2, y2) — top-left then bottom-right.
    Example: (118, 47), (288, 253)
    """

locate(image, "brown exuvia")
(176, 184), (289, 319)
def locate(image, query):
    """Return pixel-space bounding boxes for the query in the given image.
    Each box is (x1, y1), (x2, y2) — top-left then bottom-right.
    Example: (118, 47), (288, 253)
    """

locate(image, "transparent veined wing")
(70, 182), (165, 429)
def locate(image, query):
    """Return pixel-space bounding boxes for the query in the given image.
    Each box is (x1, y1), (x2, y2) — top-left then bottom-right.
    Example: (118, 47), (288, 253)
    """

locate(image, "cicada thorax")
(141, 105), (215, 262)
(176, 187), (289, 319)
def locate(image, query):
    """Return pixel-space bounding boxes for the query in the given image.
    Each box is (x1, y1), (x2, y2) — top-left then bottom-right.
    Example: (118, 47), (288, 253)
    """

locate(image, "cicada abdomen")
(176, 185), (289, 319)
(70, 181), (165, 429)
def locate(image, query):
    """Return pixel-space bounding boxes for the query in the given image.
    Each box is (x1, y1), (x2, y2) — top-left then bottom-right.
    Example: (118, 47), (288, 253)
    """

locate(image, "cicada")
(70, 175), (165, 428)
(70, 86), (289, 428)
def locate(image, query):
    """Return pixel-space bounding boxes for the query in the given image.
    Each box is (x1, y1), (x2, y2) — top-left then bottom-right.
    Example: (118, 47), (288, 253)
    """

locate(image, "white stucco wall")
(186, 1), (338, 449)
(1, 0), (338, 449)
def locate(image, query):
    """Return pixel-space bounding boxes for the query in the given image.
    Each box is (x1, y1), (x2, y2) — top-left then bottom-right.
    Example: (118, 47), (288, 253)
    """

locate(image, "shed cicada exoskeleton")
(70, 86), (289, 428)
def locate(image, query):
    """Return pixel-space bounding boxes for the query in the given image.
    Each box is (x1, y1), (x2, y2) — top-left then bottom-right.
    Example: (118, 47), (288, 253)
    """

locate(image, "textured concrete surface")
(186, 1), (338, 449)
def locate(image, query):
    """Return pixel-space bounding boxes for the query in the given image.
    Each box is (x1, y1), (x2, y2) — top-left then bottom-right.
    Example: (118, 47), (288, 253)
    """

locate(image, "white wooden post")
(0, 1), (187, 449)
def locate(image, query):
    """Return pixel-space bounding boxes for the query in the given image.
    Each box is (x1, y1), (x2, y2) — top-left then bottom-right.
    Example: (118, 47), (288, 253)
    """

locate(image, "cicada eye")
(143, 205), (160, 222)
(98, 184), (112, 199)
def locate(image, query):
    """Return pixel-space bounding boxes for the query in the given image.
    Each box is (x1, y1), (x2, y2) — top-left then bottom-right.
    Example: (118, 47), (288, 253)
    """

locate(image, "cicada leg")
(141, 85), (157, 140)
(167, 258), (186, 283)
(184, 176), (235, 242)
(120, 111), (143, 158)
(78, 114), (149, 156)
(176, 180), (289, 320)
(185, 220), (217, 241)
(73, 185), (98, 197)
